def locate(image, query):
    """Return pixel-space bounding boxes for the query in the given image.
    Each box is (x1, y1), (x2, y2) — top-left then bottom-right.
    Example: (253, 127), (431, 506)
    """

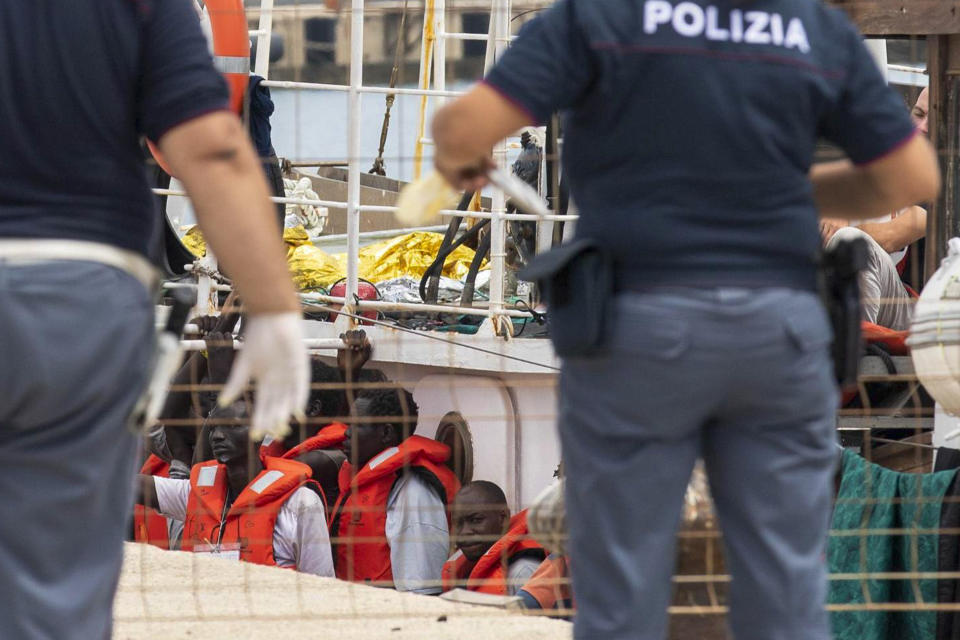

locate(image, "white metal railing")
(443, 32), (489, 41)
(180, 337), (343, 351)
(346, 0), (365, 305)
(153, 188), (333, 211)
(164, 285), (533, 320)
(260, 80), (467, 99)
(253, 0), (274, 78)
(156, 189), (579, 222)
(299, 292), (534, 319)
(887, 64), (928, 88)
(163, 0), (549, 326)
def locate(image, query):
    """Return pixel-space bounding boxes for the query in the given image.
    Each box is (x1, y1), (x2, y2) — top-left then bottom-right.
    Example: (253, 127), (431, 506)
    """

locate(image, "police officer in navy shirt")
(0, 2), (309, 638)
(431, 1), (938, 638)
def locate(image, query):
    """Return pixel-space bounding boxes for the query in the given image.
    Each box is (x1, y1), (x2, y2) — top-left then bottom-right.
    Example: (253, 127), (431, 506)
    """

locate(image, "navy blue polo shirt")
(485, 0), (918, 291)
(0, 0), (229, 258)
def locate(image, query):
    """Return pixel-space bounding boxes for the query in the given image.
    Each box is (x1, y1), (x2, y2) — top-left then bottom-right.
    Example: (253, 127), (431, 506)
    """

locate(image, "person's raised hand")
(215, 292), (242, 334)
(218, 312), (308, 441)
(337, 329), (372, 378)
(435, 155), (493, 193)
(819, 218), (848, 246)
(186, 314), (219, 338)
(204, 331), (235, 385)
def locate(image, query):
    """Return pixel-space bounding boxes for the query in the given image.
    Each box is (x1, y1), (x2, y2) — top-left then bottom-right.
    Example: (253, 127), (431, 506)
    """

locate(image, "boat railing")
(160, 0), (577, 333)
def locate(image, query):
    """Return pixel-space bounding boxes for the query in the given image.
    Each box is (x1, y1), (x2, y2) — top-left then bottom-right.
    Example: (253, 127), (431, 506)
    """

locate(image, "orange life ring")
(147, 0), (250, 176)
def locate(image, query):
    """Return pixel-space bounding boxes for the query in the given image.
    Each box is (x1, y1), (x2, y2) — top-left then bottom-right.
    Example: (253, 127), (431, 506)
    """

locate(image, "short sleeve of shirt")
(483, 0), (595, 124)
(154, 477), (191, 522)
(274, 487), (334, 576)
(138, 0), (230, 142)
(385, 473), (450, 594)
(819, 22), (918, 165)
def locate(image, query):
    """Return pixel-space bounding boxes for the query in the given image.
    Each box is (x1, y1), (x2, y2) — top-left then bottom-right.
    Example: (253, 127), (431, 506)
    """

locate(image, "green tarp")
(828, 449), (957, 640)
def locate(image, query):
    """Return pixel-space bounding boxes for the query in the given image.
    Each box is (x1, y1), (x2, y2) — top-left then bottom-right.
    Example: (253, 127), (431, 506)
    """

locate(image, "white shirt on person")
(854, 210), (908, 266)
(385, 472), (450, 594)
(153, 476), (335, 577)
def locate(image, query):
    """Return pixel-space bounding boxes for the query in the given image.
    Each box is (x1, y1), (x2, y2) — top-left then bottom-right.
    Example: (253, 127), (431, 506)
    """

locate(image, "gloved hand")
(218, 312), (308, 441)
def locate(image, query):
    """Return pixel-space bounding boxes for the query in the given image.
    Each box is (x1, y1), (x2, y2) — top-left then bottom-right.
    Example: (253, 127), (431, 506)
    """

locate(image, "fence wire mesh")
(122, 4), (958, 639)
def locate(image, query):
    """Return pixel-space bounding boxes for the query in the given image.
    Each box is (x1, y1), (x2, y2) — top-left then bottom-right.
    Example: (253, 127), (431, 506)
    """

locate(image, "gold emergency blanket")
(288, 244), (344, 291)
(183, 225), (312, 258)
(182, 226), (207, 258)
(346, 231), (484, 284)
(178, 227), (484, 291)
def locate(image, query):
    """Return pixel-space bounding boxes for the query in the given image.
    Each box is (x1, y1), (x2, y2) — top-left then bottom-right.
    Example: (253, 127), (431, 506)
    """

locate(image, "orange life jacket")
(257, 423), (348, 510)
(518, 554), (574, 612)
(283, 422), (348, 459)
(181, 456), (311, 568)
(329, 436), (460, 586)
(258, 422), (348, 460)
(134, 454), (171, 550)
(441, 510), (546, 594)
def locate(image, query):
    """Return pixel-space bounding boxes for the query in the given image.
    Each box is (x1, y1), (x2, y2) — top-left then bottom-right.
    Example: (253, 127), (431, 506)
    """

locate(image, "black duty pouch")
(518, 238), (614, 357)
(820, 236), (868, 387)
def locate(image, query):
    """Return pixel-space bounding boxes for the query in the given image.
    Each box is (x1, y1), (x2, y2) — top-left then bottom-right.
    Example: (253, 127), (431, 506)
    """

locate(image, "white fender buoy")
(909, 238), (960, 423)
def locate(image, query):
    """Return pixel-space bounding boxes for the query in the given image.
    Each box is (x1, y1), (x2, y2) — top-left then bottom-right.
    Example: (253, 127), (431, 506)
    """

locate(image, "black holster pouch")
(820, 236), (868, 387)
(519, 239), (614, 357)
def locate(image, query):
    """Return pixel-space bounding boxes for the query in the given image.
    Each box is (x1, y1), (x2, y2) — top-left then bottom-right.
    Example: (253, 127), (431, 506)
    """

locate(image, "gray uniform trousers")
(559, 288), (838, 640)
(0, 261), (154, 640)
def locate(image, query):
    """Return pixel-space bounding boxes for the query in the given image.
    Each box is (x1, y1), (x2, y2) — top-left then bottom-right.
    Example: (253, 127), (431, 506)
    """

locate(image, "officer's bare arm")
(855, 205), (927, 253)
(811, 133), (939, 220)
(157, 111), (299, 315)
(432, 84), (532, 190)
(135, 475), (161, 511)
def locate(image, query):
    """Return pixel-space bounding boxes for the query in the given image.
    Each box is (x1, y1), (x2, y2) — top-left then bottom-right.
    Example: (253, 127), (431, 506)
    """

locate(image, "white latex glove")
(218, 312), (308, 441)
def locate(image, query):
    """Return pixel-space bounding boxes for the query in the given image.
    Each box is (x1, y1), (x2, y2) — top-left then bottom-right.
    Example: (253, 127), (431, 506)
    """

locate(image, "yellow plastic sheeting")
(282, 225), (312, 256)
(182, 225), (313, 259)
(288, 244), (345, 291)
(182, 226), (207, 258)
(346, 231), (485, 283)
(177, 228), (484, 290)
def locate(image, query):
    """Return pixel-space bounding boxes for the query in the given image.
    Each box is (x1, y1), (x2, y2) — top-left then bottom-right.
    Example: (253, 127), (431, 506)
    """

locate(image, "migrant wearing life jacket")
(134, 454), (171, 550)
(441, 509), (546, 594)
(517, 554), (575, 613)
(258, 422), (348, 459)
(329, 436), (460, 586)
(181, 456), (311, 567)
(257, 423), (348, 510)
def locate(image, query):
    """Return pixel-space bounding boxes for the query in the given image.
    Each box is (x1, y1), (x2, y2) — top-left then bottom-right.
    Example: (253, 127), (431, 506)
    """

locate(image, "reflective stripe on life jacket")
(181, 456), (311, 567)
(441, 510), (546, 594)
(134, 454), (171, 550)
(329, 436), (460, 586)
